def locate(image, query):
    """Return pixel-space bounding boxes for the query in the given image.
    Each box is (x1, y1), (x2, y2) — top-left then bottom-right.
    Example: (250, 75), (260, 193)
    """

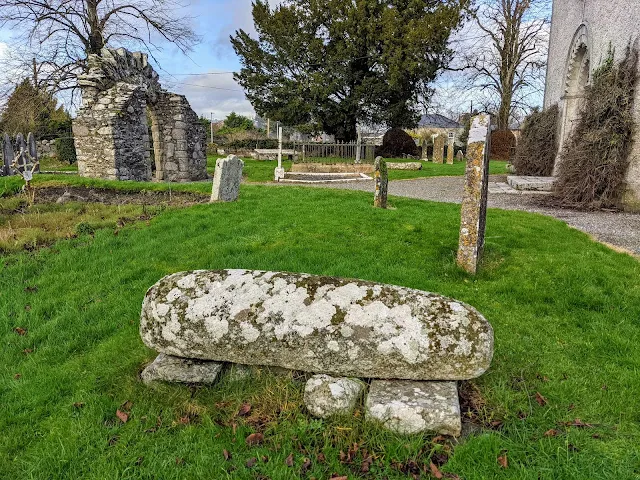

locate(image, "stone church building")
(544, 0), (640, 208)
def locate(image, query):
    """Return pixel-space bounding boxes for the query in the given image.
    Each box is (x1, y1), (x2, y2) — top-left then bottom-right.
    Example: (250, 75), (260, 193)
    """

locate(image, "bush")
(55, 137), (77, 164)
(376, 128), (419, 158)
(513, 105), (559, 176)
(490, 130), (516, 161)
(555, 46), (638, 209)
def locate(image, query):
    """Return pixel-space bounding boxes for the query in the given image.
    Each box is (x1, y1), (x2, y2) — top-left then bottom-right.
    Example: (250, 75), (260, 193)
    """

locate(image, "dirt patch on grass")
(33, 186), (208, 206)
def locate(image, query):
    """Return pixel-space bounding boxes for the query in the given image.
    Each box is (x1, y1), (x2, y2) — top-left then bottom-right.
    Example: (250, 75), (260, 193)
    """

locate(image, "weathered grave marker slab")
(447, 136), (455, 165)
(27, 132), (39, 173)
(140, 269), (494, 381)
(210, 154), (244, 202)
(374, 156), (388, 208)
(433, 134), (445, 164)
(421, 139), (429, 160)
(457, 114), (491, 274)
(456, 150), (464, 161)
(15, 133), (26, 172)
(2, 133), (13, 176)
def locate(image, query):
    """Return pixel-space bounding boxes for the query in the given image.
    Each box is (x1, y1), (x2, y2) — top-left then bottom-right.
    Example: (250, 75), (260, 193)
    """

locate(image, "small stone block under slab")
(507, 176), (556, 192)
(141, 353), (223, 384)
(365, 380), (461, 436)
(304, 374), (365, 419)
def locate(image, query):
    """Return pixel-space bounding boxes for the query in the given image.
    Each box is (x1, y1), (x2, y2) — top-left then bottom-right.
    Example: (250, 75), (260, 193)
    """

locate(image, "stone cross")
(433, 135), (445, 164)
(2, 133), (14, 176)
(374, 156), (388, 208)
(274, 125), (285, 181)
(211, 155), (244, 202)
(446, 136), (455, 165)
(457, 114), (491, 275)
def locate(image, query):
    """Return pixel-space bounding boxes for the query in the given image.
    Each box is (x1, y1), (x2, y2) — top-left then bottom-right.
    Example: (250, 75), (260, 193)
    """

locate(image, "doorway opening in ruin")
(147, 106), (164, 181)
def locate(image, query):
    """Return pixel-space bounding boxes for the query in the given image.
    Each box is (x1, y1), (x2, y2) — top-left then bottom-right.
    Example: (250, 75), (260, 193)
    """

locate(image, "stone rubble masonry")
(73, 48), (207, 182)
(140, 353), (224, 384)
(457, 114), (491, 275)
(433, 134), (446, 164)
(211, 155), (244, 202)
(374, 156), (388, 208)
(366, 380), (461, 436)
(304, 374), (364, 418)
(139, 269), (494, 381)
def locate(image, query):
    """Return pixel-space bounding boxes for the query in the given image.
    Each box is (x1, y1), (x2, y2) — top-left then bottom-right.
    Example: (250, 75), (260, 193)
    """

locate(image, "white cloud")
(161, 72), (254, 120)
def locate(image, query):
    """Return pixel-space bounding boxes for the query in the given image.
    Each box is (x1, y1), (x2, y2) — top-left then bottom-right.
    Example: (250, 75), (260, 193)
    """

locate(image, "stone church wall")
(545, 0), (640, 208)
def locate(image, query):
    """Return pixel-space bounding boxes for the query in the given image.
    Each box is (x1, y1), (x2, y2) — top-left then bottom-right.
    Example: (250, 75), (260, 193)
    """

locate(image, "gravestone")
(456, 150), (464, 161)
(211, 155), (244, 202)
(421, 139), (429, 160)
(15, 133), (27, 172)
(457, 113), (491, 274)
(447, 137), (455, 165)
(2, 133), (14, 176)
(433, 135), (445, 164)
(27, 133), (39, 173)
(374, 156), (388, 208)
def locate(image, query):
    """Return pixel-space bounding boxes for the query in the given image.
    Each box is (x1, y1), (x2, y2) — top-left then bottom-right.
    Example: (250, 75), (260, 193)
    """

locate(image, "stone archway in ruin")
(555, 25), (590, 174)
(73, 48), (207, 182)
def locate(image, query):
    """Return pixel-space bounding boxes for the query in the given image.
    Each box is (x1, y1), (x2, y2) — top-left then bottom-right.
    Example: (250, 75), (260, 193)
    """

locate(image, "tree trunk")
(86, 0), (104, 55)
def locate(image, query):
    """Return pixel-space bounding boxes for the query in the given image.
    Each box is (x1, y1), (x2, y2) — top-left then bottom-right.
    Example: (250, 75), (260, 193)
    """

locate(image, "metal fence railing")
(292, 142), (376, 163)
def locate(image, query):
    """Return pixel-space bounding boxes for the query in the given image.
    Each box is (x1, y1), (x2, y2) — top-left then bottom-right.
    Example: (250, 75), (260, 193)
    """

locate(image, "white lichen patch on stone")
(304, 374), (364, 418)
(365, 380), (461, 436)
(139, 269), (494, 380)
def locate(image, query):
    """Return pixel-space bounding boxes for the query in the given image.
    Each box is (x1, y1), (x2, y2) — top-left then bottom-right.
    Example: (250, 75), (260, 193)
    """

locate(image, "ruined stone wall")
(545, 0), (640, 208)
(150, 93), (207, 182)
(73, 48), (207, 182)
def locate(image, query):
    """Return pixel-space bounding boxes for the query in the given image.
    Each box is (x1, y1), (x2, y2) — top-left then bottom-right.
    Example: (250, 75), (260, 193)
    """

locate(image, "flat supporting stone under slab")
(365, 380), (461, 436)
(304, 374), (365, 419)
(141, 353), (223, 384)
(507, 176), (556, 192)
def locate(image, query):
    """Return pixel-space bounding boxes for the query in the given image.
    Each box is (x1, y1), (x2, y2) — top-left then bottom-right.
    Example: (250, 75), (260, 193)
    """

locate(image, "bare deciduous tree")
(0, 0), (199, 103)
(457, 0), (549, 130)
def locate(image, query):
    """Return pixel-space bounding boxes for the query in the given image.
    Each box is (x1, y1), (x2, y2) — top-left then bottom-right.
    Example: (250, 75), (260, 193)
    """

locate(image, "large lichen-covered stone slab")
(365, 380), (461, 436)
(140, 269), (493, 380)
(304, 374), (364, 418)
(140, 353), (223, 384)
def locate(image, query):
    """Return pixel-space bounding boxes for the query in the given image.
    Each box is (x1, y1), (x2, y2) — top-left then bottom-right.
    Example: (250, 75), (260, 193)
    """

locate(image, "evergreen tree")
(232, 0), (467, 142)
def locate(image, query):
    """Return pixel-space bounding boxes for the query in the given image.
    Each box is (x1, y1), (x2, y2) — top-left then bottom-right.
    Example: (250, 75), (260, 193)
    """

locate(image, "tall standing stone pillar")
(447, 135), (455, 165)
(374, 156), (388, 209)
(457, 114), (491, 274)
(433, 135), (445, 164)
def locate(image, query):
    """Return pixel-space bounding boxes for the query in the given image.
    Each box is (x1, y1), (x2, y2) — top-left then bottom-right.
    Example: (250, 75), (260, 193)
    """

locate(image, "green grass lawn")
(2, 180), (640, 479)
(207, 155), (509, 182)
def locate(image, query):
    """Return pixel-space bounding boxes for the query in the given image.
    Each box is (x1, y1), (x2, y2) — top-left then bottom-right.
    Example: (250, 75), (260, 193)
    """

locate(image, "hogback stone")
(139, 269), (494, 381)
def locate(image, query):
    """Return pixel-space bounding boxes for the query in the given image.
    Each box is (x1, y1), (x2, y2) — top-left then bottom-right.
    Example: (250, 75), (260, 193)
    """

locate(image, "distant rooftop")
(417, 114), (462, 129)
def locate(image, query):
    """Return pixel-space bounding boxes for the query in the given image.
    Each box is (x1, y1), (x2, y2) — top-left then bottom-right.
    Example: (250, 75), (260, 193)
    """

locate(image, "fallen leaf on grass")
(246, 457), (257, 468)
(24, 286), (38, 293)
(361, 456), (373, 473)
(316, 453), (326, 463)
(14, 374), (21, 380)
(222, 449), (231, 461)
(24, 305), (31, 312)
(285, 453), (294, 467)
(175, 457), (184, 465)
(73, 402), (85, 409)
(535, 392), (548, 406)
(116, 410), (129, 423)
(330, 476), (348, 480)
(544, 429), (558, 437)
(429, 461), (444, 479)
(563, 418), (594, 428)
(245, 432), (264, 446)
(301, 458), (312, 473)
(497, 454), (508, 469)
(14, 327), (27, 336)
(237, 403), (252, 417)
(22, 348), (33, 355)
(120, 400), (133, 410)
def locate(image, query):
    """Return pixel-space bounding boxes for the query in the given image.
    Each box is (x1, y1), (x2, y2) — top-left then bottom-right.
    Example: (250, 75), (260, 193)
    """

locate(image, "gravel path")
(274, 175), (640, 257)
